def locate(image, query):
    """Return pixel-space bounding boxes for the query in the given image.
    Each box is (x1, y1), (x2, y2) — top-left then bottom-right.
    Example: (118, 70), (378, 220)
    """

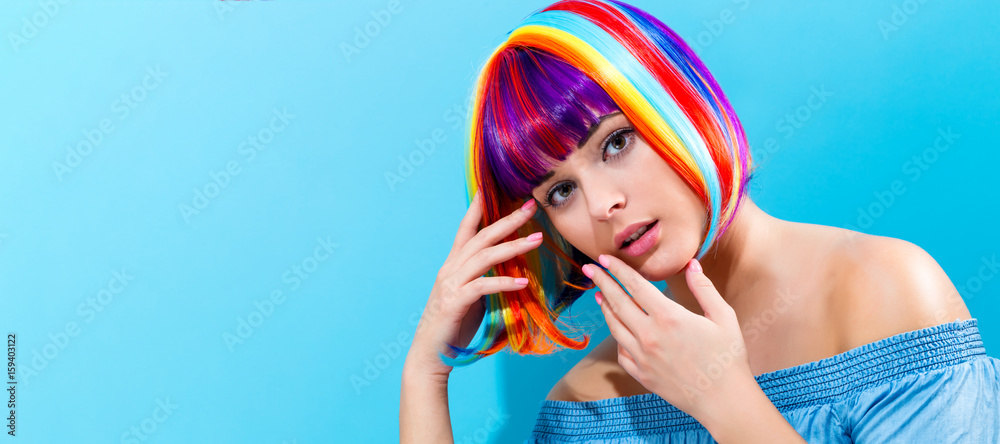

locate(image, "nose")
(582, 175), (625, 221)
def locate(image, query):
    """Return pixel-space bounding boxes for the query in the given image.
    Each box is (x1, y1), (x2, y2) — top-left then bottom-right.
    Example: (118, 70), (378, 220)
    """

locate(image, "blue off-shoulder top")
(527, 318), (1000, 443)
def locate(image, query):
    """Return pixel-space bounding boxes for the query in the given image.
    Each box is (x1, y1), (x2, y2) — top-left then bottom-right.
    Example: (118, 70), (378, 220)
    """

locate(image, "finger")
(455, 232), (544, 284)
(685, 258), (736, 324)
(450, 190), (483, 258)
(616, 341), (640, 378)
(455, 198), (537, 265)
(617, 342), (636, 365)
(597, 291), (640, 353)
(462, 276), (530, 301)
(584, 263), (647, 330)
(598, 254), (680, 315)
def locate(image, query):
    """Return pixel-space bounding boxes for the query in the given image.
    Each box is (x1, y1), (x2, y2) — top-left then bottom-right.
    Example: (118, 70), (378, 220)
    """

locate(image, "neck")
(664, 197), (788, 316)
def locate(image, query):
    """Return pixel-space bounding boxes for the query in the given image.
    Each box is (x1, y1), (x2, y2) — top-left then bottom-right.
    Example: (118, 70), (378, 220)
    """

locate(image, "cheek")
(651, 184), (708, 253)
(654, 219), (704, 254)
(626, 144), (709, 269)
(549, 211), (599, 257)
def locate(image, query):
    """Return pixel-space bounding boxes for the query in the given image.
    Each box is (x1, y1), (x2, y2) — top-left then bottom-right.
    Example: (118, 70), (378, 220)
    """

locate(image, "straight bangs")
(480, 46), (618, 198)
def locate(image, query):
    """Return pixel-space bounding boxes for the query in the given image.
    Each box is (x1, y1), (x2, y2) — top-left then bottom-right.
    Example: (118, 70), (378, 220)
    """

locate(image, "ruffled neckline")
(534, 318), (987, 435)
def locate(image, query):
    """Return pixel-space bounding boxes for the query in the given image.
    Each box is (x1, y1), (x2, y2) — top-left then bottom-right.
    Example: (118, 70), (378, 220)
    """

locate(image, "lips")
(614, 220), (658, 250)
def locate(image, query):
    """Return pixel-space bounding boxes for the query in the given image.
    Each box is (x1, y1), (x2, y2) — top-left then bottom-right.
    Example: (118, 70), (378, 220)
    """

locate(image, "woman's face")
(529, 111), (708, 281)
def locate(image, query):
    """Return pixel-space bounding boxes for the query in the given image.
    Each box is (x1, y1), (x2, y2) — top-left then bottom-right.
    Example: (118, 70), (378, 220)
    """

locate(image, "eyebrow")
(536, 111), (623, 186)
(578, 111), (623, 148)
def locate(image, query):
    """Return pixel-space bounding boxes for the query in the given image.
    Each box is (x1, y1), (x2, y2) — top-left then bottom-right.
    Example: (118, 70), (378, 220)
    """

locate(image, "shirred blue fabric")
(526, 318), (1000, 443)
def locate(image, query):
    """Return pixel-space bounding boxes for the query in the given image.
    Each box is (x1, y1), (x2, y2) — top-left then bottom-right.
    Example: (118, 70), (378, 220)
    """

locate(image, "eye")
(545, 182), (574, 208)
(542, 126), (635, 210)
(602, 127), (635, 161)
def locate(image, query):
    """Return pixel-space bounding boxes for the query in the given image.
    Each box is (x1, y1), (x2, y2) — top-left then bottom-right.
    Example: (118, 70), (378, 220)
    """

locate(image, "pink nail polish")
(689, 259), (702, 273)
(520, 199), (536, 212)
(527, 232), (543, 242)
(595, 291), (603, 305)
(582, 264), (594, 279)
(515, 277), (529, 285)
(598, 254), (610, 268)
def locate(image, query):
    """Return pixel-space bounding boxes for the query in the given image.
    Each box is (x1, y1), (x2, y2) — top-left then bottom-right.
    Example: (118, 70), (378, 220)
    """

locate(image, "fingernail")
(598, 254), (610, 268)
(581, 264), (595, 279)
(595, 291), (603, 305)
(515, 277), (529, 285)
(527, 232), (543, 242)
(520, 199), (536, 213)
(688, 258), (702, 273)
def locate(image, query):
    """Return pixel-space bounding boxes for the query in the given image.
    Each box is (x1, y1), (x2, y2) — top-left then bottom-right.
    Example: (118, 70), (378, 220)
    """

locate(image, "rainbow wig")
(449, 0), (755, 366)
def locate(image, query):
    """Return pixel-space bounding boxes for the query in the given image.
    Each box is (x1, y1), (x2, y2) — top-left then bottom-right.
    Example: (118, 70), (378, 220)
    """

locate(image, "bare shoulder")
(545, 336), (650, 402)
(829, 231), (972, 349)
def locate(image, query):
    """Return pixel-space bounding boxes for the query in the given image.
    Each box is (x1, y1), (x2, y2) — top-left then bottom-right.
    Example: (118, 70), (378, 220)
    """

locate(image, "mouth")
(615, 220), (659, 249)
(621, 220), (660, 257)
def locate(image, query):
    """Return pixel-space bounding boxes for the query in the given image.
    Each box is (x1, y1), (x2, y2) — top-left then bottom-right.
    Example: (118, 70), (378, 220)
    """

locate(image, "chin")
(639, 233), (709, 280)
(626, 248), (683, 282)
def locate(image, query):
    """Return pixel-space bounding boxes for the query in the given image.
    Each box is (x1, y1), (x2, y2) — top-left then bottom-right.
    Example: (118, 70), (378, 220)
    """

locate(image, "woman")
(401, 1), (1000, 442)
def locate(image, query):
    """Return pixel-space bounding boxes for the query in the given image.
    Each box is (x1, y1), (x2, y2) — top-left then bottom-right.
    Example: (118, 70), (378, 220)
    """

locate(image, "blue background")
(1, 0), (997, 442)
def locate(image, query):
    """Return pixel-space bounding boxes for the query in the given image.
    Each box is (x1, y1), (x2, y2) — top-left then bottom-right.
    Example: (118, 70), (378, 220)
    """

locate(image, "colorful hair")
(448, 0), (755, 366)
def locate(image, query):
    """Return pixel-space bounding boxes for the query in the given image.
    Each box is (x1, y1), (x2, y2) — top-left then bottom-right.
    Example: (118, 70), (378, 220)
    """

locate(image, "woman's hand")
(582, 255), (754, 422)
(403, 191), (543, 380)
